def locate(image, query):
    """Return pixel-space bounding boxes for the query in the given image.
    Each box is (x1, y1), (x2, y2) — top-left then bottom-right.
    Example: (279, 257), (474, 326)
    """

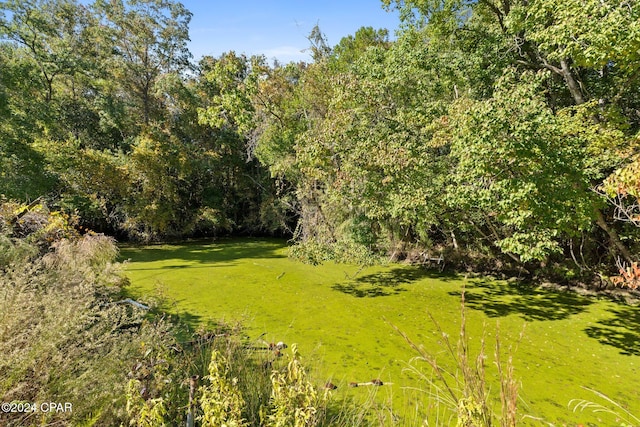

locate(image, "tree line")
(1, 0), (639, 284)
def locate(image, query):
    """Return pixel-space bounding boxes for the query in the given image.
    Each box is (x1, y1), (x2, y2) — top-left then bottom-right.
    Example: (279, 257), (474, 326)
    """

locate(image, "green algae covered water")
(120, 238), (640, 426)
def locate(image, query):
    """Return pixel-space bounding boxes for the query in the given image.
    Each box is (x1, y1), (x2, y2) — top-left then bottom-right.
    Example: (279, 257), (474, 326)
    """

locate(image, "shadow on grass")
(116, 286), (218, 343)
(450, 278), (594, 321)
(174, 309), (208, 330)
(118, 237), (287, 265)
(585, 304), (640, 356)
(332, 266), (451, 298)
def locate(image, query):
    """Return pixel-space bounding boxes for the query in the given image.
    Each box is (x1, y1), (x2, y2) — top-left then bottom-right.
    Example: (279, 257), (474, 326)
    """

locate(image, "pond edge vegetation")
(2, 0), (640, 424)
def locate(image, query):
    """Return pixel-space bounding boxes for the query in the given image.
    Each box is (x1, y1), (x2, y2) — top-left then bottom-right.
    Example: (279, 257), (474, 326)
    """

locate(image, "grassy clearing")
(120, 238), (640, 426)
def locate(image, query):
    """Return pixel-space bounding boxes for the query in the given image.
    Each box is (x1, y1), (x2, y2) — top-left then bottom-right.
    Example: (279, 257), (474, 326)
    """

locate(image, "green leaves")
(522, 0), (640, 72)
(199, 350), (248, 427)
(448, 70), (596, 261)
(93, 0), (193, 124)
(0, 0), (637, 270)
(197, 52), (258, 135)
(0, 0), (95, 101)
(265, 344), (324, 427)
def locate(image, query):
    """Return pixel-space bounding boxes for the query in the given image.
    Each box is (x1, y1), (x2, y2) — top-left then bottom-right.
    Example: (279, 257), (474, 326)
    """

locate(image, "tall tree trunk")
(560, 59), (585, 105)
(142, 85), (150, 125)
(595, 209), (633, 263)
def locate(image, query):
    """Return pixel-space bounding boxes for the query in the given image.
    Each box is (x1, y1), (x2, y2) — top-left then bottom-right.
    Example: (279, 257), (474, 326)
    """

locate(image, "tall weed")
(389, 291), (523, 426)
(569, 386), (640, 427)
(0, 201), (171, 426)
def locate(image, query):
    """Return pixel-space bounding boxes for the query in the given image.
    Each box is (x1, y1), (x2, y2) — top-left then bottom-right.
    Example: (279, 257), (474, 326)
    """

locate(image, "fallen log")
(349, 379), (391, 387)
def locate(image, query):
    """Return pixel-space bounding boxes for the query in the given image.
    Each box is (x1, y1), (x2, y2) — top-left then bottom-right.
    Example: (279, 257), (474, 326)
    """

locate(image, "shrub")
(262, 344), (327, 427)
(199, 349), (248, 426)
(0, 201), (172, 426)
(0, 236), (152, 425)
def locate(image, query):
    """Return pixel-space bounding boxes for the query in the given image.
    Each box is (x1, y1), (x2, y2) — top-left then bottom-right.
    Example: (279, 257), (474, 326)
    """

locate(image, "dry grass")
(387, 289), (522, 426)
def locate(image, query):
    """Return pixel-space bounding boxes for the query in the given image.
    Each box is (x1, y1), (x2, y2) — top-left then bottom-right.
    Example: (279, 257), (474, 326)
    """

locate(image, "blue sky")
(182, 1), (401, 63)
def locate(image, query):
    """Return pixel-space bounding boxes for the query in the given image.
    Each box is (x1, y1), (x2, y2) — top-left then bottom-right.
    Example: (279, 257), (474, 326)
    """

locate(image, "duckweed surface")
(120, 238), (640, 426)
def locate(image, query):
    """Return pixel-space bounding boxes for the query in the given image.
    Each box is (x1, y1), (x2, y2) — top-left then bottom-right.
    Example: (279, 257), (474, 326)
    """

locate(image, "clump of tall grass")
(0, 201), (174, 426)
(389, 291), (522, 426)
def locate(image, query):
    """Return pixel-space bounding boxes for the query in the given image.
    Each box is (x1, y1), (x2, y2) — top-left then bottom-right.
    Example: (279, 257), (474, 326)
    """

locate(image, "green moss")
(120, 238), (640, 426)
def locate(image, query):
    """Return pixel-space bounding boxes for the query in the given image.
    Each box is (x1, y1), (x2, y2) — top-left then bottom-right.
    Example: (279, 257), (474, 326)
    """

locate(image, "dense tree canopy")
(0, 0), (638, 282)
(0, 0), (277, 240)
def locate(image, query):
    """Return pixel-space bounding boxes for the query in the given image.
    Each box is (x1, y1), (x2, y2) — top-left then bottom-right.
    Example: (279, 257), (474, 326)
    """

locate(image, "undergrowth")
(3, 200), (636, 426)
(0, 200), (328, 426)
